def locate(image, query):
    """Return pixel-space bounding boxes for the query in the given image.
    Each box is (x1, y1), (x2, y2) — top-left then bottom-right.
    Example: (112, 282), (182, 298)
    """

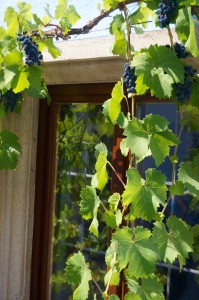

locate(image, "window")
(31, 86), (199, 299)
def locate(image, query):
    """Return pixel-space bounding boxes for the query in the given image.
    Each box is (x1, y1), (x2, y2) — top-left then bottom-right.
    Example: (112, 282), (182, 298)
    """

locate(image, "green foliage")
(127, 276), (164, 300)
(112, 226), (158, 278)
(0, 0), (199, 299)
(65, 251), (92, 300)
(0, 130), (22, 169)
(122, 168), (167, 221)
(152, 216), (194, 268)
(123, 114), (179, 166)
(132, 45), (184, 98)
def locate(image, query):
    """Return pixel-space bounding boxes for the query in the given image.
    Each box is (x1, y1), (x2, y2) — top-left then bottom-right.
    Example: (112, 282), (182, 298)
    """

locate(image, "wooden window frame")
(30, 83), (168, 299)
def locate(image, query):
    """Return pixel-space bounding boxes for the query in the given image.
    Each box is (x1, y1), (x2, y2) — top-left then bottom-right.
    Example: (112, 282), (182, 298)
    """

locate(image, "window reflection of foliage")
(51, 103), (113, 297)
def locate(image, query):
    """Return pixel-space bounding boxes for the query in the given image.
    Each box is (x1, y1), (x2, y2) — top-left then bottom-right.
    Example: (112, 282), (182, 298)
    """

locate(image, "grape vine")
(0, 1), (199, 300)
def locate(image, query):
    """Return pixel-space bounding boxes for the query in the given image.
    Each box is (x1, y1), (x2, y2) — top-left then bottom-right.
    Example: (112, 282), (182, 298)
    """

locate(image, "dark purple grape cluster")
(158, 0), (178, 27)
(123, 63), (137, 94)
(174, 65), (197, 102)
(166, 43), (189, 58)
(0, 90), (22, 112)
(17, 31), (43, 66)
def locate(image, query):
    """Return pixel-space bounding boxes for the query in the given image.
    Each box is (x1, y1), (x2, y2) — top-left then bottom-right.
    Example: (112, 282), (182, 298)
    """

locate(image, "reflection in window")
(51, 103), (113, 299)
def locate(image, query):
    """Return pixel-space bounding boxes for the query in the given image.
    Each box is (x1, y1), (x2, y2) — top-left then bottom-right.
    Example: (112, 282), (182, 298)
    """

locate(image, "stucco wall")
(0, 30), (198, 299)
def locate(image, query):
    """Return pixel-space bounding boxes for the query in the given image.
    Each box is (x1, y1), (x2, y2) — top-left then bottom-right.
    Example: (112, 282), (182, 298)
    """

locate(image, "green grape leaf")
(27, 66), (43, 89)
(17, 2), (32, 22)
(102, 0), (124, 10)
(12, 71), (30, 93)
(4, 50), (23, 66)
(105, 210), (122, 229)
(178, 154), (199, 197)
(112, 226), (158, 278)
(2, 68), (17, 90)
(104, 269), (120, 286)
(169, 181), (185, 196)
(65, 251), (92, 300)
(0, 130), (22, 170)
(152, 216), (194, 268)
(67, 5), (81, 25)
(124, 114), (179, 165)
(190, 76), (199, 107)
(181, 104), (199, 131)
(122, 168), (167, 221)
(109, 296), (120, 300)
(120, 138), (129, 157)
(92, 142), (108, 191)
(116, 112), (130, 129)
(55, 0), (69, 19)
(80, 186), (100, 237)
(129, 4), (153, 29)
(176, 7), (199, 57)
(108, 193), (120, 211)
(132, 45), (184, 98)
(126, 276), (164, 300)
(124, 293), (141, 300)
(4, 7), (19, 36)
(37, 39), (61, 58)
(108, 81), (124, 124)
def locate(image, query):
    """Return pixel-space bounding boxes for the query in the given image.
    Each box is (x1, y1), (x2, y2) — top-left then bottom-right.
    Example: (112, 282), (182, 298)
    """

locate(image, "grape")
(166, 43), (190, 58)
(174, 65), (197, 103)
(17, 31), (43, 66)
(123, 63), (137, 94)
(0, 90), (22, 112)
(158, 0), (178, 27)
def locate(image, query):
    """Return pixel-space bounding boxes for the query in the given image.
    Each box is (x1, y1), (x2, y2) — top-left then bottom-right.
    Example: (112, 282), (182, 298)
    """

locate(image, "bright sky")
(0, 0), (157, 39)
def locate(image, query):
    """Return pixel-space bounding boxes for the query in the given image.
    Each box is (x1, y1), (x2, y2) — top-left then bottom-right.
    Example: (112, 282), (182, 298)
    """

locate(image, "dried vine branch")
(43, 0), (137, 40)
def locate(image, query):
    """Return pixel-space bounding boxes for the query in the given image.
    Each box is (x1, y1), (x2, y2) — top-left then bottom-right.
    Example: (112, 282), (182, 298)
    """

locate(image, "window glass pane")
(136, 102), (199, 299)
(50, 103), (113, 299)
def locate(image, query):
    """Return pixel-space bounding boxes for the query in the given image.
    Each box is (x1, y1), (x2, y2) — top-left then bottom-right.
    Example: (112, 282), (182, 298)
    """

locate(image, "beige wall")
(0, 30), (198, 299)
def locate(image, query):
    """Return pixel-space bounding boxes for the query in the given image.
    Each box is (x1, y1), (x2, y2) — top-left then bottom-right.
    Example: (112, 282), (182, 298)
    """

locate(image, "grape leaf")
(105, 210), (122, 229)
(109, 296), (120, 300)
(108, 81), (124, 124)
(152, 216), (194, 268)
(65, 251), (92, 300)
(176, 7), (199, 57)
(0, 130), (22, 170)
(123, 114), (179, 166)
(12, 71), (30, 93)
(122, 168), (167, 221)
(4, 7), (19, 36)
(124, 293), (141, 300)
(112, 226), (158, 278)
(80, 186), (100, 237)
(132, 45), (184, 98)
(120, 138), (129, 157)
(178, 154), (199, 197)
(169, 181), (184, 196)
(108, 193), (120, 211)
(92, 142), (108, 191)
(126, 276), (164, 300)
(102, 0), (124, 10)
(37, 39), (61, 58)
(4, 50), (23, 66)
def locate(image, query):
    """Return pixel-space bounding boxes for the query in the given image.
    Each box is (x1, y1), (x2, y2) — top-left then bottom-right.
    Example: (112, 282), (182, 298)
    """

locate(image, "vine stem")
(123, 1), (132, 62)
(104, 246), (117, 298)
(107, 161), (126, 188)
(168, 26), (174, 48)
(162, 124), (184, 214)
(92, 275), (104, 295)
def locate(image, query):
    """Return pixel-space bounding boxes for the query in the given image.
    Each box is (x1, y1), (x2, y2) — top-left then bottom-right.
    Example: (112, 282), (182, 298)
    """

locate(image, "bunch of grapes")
(123, 63), (137, 93)
(158, 0), (178, 27)
(174, 65), (197, 103)
(0, 90), (22, 112)
(166, 43), (190, 59)
(17, 31), (43, 66)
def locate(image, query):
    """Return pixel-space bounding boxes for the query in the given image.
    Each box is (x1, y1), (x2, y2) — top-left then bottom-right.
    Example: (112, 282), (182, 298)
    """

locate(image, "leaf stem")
(92, 275), (104, 295)
(168, 26), (174, 49)
(104, 246), (117, 297)
(162, 124), (184, 214)
(107, 161), (126, 188)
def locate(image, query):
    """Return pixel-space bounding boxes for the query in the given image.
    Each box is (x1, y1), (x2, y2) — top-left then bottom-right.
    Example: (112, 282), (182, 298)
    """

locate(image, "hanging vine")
(0, 0), (199, 299)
